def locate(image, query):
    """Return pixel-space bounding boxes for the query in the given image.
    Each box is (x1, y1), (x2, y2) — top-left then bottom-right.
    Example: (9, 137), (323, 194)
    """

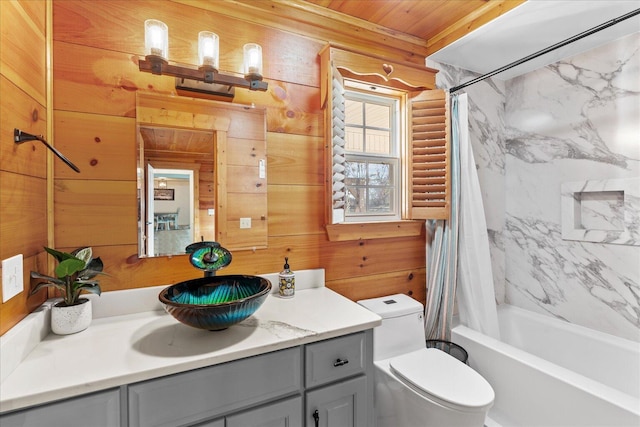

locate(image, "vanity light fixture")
(138, 19), (268, 98)
(14, 128), (80, 173)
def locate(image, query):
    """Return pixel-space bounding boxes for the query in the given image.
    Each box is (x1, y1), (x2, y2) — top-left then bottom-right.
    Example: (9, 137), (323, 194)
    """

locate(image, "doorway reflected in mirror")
(148, 168), (197, 256)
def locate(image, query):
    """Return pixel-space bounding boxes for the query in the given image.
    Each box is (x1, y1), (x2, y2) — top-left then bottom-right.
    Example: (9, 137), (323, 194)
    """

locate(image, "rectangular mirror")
(136, 93), (268, 257)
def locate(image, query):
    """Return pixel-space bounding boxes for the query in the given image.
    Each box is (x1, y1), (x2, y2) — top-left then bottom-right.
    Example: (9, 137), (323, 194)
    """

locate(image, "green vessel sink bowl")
(159, 275), (272, 331)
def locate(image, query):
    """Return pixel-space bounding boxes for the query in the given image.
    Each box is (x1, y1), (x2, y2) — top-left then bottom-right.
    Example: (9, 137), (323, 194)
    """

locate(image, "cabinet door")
(0, 389), (120, 427)
(306, 376), (367, 427)
(226, 396), (302, 427)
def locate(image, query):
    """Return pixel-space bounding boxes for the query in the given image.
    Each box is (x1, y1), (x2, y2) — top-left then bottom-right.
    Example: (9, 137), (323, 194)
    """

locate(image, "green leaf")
(55, 258), (86, 278)
(44, 247), (69, 263)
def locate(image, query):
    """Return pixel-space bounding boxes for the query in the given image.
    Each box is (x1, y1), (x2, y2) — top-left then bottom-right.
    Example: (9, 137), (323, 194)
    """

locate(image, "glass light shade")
(198, 31), (219, 70)
(144, 19), (168, 59)
(243, 43), (263, 77)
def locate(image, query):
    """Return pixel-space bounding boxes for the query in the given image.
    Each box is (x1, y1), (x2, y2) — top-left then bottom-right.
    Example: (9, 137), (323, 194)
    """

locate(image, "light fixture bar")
(140, 20), (268, 95)
(175, 77), (236, 100)
(139, 56), (268, 92)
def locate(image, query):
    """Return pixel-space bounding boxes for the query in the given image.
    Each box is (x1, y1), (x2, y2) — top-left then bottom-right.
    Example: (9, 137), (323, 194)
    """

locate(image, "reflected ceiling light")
(139, 19), (268, 99)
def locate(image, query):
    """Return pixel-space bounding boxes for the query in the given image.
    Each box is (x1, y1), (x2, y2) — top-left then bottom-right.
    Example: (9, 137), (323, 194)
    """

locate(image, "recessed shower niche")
(561, 178), (640, 246)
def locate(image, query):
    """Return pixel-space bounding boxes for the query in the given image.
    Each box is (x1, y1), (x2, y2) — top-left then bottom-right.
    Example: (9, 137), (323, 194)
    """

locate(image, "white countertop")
(0, 270), (381, 413)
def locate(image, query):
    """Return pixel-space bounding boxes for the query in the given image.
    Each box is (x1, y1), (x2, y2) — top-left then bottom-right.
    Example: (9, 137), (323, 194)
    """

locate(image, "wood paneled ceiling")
(306, 0), (491, 40)
(176, 0), (526, 64)
(303, 0), (526, 54)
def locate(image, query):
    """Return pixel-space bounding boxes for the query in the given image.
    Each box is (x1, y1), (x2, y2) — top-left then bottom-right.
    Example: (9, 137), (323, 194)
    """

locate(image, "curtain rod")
(449, 8), (640, 93)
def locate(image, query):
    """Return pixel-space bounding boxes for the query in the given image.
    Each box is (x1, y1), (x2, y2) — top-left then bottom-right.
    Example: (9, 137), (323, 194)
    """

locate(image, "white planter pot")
(51, 298), (92, 335)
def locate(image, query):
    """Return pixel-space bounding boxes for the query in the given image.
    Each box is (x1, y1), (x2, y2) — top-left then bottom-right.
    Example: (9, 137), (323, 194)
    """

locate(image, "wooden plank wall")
(0, 0), (49, 335)
(1, 0), (428, 334)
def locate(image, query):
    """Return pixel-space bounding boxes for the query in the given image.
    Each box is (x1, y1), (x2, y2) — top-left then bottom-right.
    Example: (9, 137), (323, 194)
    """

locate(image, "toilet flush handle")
(333, 358), (349, 367)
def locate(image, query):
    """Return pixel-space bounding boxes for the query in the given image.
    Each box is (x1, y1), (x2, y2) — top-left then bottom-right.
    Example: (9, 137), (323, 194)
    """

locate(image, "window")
(320, 45), (448, 240)
(343, 91), (400, 221)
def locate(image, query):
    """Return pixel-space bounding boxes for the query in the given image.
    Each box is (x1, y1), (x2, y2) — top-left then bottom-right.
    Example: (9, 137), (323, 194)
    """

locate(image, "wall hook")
(14, 128), (80, 173)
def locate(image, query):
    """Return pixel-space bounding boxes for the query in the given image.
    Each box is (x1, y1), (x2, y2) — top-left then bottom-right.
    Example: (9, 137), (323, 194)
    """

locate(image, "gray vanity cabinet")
(0, 330), (373, 427)
(0, 388), (120, 427)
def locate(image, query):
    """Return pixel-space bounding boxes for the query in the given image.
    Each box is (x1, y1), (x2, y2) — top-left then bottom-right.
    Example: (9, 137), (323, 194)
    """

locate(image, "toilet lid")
(389, 348), (494, 409)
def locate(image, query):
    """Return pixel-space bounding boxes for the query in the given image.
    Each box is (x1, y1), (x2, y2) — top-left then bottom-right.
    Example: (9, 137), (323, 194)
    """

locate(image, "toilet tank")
(358, 294), (425, 361)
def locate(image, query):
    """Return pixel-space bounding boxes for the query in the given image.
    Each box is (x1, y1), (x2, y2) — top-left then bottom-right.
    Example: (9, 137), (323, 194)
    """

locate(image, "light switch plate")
(259, 159), (266, 179)
(2, 254), (24, 303)
(240, 217), (251, 229)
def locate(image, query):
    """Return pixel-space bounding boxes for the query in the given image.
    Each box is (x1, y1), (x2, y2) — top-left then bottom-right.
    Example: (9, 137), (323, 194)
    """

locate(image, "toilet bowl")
(358, 294), (494, 427)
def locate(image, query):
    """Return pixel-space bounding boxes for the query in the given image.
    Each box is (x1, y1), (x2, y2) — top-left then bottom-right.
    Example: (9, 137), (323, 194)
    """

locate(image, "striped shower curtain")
(424, 93), (461, 341)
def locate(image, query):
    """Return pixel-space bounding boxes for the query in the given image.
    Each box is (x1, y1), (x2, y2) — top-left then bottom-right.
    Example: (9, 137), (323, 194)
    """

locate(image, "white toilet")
(358, 293), (494, 427)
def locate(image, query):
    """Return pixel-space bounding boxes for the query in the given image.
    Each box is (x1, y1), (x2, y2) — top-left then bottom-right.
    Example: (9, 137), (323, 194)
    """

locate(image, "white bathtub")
(451, 304), (640, 427)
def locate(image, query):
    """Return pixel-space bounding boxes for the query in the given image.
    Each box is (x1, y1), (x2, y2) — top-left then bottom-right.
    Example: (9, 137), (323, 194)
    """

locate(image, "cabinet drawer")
(0, 389), (120, 427)
(305, 332), (366, 388)
(128, 347), (302, 427)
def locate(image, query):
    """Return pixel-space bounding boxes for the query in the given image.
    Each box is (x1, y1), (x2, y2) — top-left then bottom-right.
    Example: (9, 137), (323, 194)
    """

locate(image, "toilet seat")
(389, 348), (494, 410)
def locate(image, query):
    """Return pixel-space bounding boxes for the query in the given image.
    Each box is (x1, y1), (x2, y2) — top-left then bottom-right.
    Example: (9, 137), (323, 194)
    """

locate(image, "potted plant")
(30, 247), (104, 335)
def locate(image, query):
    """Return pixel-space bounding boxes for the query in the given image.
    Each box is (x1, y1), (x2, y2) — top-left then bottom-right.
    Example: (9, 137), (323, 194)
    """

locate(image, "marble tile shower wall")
(429, 32), (640, 341)
(504, 33), (639, 341)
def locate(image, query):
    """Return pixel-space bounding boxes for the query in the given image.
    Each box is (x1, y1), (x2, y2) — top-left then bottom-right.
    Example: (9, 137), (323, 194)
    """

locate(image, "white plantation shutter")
(331, 77), (346, 223)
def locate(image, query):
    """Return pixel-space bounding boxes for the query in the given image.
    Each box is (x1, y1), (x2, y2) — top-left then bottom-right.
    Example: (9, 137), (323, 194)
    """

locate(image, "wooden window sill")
(326, 220), (424, 242)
